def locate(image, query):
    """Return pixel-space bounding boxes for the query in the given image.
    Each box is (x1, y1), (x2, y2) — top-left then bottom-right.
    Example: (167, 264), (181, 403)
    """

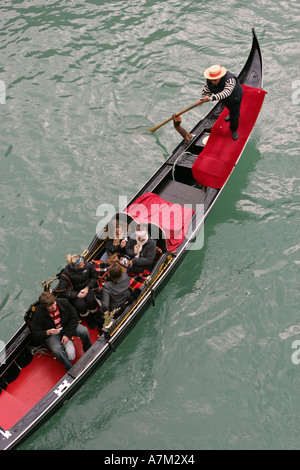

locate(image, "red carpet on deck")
(0, 321), (99, 429)
(126, 192), (194, 251)
(0, 353), (65, 429)
(192, 85), (266, 189)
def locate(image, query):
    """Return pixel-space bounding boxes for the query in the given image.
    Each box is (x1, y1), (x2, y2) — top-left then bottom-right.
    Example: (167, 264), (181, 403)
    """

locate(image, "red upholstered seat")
(192, 85), (267, 189)
(126, 192), (194, 252)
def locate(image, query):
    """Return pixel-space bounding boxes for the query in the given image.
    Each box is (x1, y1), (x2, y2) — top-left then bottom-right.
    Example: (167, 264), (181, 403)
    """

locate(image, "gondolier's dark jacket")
(205, 71), (243, 107)
(125, 236), (157, 274)
(31, 298), (79, 344)
(56, 261), (98, 301)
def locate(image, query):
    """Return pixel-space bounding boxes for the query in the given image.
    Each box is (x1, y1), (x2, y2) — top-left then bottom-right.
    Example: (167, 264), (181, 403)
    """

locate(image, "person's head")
(108, 263), (123, 283)
(66, 254), (85, 269)
(204, 65), (226, 85)
(115, 223), (124, 238)
(135, 224), (148, 242)
(39, 291), (57, 311)
(106, 220), (124, 239)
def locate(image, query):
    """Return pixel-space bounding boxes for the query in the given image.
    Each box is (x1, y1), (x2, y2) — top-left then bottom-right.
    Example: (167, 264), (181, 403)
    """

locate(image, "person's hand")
(133, 244), (139, 255)
(77, 286), (89, 298)
(61, 335), (70, 345)
(47, 328), (60, 336)
(202, 96), (212, 103)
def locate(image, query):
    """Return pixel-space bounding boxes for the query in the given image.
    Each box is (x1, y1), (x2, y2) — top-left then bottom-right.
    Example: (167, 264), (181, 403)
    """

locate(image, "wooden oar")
(146, 100), (204, 133)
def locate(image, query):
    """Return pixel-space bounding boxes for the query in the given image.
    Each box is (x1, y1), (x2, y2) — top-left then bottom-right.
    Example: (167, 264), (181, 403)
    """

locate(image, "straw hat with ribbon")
(204, 65), (227, 80)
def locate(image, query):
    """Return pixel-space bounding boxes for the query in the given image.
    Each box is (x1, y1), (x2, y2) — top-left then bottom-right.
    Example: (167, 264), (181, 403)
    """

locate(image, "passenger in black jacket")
(125, 224), (156, 274)
(104, 221), (127, 260)
(31, 292), (92, 371)
(57, 254), (98, 323)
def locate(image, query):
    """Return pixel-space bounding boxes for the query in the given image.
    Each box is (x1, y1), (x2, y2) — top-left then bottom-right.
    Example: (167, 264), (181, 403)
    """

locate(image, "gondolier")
(196, 64), (243, 140)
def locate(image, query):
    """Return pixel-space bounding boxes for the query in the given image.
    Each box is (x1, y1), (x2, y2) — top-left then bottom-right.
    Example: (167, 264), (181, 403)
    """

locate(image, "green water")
(0, 0), (299, 450)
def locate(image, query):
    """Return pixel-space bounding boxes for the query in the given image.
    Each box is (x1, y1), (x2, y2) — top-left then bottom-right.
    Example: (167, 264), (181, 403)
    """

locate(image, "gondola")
(0, 28), (266, 450)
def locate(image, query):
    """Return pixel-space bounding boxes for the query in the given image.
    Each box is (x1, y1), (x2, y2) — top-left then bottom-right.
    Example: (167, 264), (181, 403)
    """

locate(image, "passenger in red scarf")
(31, 292), (92, 371)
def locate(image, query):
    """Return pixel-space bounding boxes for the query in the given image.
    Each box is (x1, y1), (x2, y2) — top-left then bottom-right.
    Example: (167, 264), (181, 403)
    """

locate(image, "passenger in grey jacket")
(96, 264), (131, 329)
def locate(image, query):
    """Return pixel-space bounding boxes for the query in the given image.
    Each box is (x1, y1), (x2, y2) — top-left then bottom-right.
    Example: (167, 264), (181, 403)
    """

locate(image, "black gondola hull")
(0, 29), (265, 450)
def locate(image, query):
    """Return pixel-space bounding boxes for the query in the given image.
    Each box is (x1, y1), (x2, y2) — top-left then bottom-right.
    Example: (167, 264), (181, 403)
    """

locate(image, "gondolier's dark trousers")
(223, 89), (243, 133)
(226, 100), (242, 132)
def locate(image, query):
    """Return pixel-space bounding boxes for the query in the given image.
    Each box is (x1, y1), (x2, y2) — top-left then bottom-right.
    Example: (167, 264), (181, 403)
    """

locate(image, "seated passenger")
(57, 254), (98, 326)
(31, 292), (92, 371)
(102, 222), (127, 261)
(96, 263), (131, 330)
(125, 224), (156, 274)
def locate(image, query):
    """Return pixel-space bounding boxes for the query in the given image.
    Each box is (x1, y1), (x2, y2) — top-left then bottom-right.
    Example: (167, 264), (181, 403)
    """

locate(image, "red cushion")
(192, 85), (267, 189)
